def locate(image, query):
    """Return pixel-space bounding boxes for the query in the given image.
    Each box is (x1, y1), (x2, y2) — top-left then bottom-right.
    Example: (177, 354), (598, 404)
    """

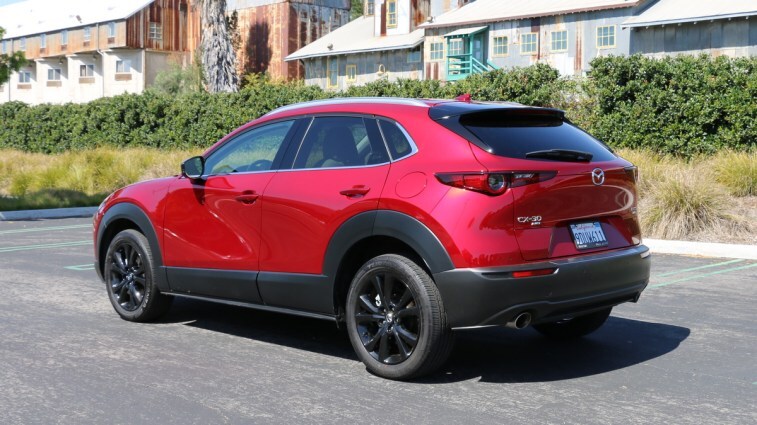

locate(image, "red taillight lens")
(436, 171), (556, 196)
(512, 268), (557, 278)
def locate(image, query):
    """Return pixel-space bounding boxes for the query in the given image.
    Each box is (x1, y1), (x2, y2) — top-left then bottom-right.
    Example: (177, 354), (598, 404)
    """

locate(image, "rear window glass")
(378, 120), (414, 160)
(460, 111), (616, 162)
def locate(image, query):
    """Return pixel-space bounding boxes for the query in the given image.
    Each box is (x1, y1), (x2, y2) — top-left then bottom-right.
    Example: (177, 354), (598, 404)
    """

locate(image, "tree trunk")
(198, 0), (239, 93)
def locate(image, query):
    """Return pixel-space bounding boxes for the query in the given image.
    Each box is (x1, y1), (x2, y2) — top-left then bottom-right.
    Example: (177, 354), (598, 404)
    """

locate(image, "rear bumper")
(433, 245), (651, 328)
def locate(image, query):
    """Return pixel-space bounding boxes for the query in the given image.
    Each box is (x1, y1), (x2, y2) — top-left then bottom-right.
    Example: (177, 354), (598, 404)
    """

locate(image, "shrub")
(709, 150), (756, 197)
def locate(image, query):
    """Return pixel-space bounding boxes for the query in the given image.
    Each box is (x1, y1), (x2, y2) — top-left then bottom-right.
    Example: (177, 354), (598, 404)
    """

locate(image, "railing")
(447, 54), (499, 80)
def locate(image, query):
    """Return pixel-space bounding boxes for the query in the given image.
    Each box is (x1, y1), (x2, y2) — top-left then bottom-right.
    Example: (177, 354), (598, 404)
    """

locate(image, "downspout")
(97, 22), (106, 99)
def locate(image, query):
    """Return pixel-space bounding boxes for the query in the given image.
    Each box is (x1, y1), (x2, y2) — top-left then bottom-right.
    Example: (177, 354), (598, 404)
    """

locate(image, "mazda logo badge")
(591, 168), (605, 186)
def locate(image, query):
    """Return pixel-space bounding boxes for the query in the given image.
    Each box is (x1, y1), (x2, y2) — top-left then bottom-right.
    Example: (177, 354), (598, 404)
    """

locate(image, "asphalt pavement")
(0, 217), (755, 424)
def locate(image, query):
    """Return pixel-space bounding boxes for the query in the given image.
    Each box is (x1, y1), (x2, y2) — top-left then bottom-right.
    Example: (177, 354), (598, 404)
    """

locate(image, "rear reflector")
(512, 268), (557, 278)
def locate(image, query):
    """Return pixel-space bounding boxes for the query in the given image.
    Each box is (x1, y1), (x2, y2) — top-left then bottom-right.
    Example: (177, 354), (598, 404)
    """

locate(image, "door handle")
(235, 191), (259, 205)
(340, 186), (370, 198)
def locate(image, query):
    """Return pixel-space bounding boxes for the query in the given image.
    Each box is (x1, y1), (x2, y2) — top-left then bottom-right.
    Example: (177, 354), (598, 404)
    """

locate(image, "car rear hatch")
(432, 104), (641, 261)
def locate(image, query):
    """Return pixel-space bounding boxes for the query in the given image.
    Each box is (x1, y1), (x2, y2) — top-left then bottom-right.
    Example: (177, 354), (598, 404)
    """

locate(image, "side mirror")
(181, 156), (205, 180)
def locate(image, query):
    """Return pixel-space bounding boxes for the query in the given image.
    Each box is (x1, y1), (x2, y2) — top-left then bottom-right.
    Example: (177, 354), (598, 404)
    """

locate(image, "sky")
(0, 0), (23, 6)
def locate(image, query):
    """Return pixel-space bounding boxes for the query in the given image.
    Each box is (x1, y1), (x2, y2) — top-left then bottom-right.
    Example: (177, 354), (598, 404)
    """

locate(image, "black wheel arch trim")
(96, 202), (169, 292)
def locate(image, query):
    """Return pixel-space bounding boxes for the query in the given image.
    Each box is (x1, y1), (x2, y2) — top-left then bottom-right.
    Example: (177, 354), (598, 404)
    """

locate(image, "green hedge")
(0, 56), (755, 156)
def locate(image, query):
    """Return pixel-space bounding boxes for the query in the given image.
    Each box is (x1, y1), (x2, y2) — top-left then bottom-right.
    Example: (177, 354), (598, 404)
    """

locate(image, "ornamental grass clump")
(709, 150), (756, 197)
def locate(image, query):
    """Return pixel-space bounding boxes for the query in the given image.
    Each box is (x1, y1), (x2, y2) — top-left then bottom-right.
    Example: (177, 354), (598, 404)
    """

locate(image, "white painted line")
(645, 239), (757, 260)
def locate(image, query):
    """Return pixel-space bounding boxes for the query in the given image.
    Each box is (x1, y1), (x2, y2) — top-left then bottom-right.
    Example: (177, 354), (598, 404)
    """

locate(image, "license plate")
(569, 222), (608, 250)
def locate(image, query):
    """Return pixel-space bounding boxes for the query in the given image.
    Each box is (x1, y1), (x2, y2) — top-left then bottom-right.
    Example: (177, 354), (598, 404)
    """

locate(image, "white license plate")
(569, 222), (608, 250)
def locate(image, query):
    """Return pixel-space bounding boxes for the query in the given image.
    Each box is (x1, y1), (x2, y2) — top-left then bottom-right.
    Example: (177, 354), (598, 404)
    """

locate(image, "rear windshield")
(459, 111), (616, 162)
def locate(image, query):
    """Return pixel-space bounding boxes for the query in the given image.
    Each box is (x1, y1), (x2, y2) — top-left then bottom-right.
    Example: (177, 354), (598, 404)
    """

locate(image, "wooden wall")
(126, 0), (199, 52)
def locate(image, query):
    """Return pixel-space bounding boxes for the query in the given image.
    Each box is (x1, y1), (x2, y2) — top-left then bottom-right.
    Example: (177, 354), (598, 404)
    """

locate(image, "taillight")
(436, 171), (556, 196)
(512, 267), (557, 278)
(625, 166), (639, 183)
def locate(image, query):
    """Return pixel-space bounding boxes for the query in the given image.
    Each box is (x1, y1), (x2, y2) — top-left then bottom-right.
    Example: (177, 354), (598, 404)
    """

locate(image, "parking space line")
(64, 264), (96, 271)
(0, 224), (91, 235)
(650, 263), (757, 288)
(0, 240), (91, 253)
(655, 259), (743, 278)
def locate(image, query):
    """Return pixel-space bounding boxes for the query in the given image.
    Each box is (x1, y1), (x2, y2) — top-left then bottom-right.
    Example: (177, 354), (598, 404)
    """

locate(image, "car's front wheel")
(533, 307), (612, 340)
(346, 254), (453, 380)
(104, 229), (172, 322)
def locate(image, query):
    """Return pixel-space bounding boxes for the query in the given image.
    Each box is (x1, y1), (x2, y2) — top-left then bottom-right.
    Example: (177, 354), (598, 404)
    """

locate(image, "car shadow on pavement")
(422, 317), (690, 384)
(162, 299), (689, 384)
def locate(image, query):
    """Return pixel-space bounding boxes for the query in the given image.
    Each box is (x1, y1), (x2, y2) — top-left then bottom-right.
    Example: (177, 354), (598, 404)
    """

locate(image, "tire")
(104, 229), (172, 322)
(533, 307), (612, 340)
(346, 254), (453, 380)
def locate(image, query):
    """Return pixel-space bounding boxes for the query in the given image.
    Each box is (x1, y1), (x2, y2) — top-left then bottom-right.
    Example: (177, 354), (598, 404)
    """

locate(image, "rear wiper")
(525, 149), (593, 162)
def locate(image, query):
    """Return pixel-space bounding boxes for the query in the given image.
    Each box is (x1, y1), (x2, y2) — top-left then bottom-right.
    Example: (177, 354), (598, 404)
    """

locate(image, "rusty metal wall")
(233, 1), (349, 80)
(303, 49), (423, 90)
(126, 0), (196, 52)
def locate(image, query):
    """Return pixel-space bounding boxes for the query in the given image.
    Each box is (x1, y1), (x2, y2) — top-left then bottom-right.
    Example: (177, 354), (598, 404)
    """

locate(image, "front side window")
(387, 0), (397, 28)
(429, 42), (444, 61)
(80, 64), (94, 77)
(597, 25), (616, 48)
(492, 36), (508, 56)
(205, 120), (295, 175)
(61, 30), (68, 46)
(294, 117), (387, 169)
(18, 71), (31, 83)
(40, 34), (46, 49)
(116, 59), (131, 73)
(149, 22), (162, 40)
(48, 68), (61, 81)
(520, 33), (537, 55)
(551, 30), (568, 52)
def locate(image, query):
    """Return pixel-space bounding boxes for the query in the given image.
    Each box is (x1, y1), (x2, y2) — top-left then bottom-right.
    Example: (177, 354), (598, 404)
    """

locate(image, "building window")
(19, 38), (26, 51)
(429, 42), (444, 61)
(597, 25), (616, 49)
(19, 71), (31, 83)
(149, 22), (162, 40)
(551, 30), (568, 52)
(116, 59), (131, 73)
(48, 68), (62, 81)
(448, 39), (464, 56)
(386, 0), (397, 28)
(366, 0), (374, 15)
(327, 57), (338, 88)
(520, 32), (537, 55)
(2, 39), (7, 54)
(407, 47), (421, 63)
(108, 22), (116, 38)
(346, 64), (357, 82)
(492, 36), (508, 56)
(80, 64), (94, 77)
(83, 27), (91, 42)
(40, 34), (46, 49)
(61, 30), (68, 46)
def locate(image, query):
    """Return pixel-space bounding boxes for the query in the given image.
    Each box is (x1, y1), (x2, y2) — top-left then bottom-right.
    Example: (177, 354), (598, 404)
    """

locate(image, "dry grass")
(709, 150), (756, 197)
(0, 148), (200, 210)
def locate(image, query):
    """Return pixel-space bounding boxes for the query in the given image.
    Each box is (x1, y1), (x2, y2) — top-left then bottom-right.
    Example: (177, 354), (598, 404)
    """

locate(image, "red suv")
(94, 97), (650, 379)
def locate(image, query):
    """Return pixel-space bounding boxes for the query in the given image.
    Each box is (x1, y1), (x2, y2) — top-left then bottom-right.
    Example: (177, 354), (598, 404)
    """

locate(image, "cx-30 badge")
(591, 168), (605, 186)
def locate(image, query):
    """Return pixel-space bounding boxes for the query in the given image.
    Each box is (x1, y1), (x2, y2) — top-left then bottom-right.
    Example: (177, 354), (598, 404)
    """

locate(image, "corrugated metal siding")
(630, 18), (757, 58)
(126, 0), (195, 52)
(234, 1), (349, 80)
(303, 49), (423, 90)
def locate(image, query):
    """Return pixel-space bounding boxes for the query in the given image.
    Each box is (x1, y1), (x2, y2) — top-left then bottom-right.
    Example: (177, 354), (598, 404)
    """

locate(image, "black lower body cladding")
(433, 245), (651, 328)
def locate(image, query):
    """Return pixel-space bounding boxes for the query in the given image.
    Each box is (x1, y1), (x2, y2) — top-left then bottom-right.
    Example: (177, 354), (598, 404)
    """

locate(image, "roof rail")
(265, 97), (430, 116)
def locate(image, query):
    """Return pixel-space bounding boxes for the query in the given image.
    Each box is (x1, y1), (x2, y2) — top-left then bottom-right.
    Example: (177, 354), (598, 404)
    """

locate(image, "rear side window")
(294, 116), (388, 169)
(459, 111), (616, 162)
(378, 120), (414, 160)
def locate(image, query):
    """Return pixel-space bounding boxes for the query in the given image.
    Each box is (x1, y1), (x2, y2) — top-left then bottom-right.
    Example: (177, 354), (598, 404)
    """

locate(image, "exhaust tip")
(506, 312), (532, 330)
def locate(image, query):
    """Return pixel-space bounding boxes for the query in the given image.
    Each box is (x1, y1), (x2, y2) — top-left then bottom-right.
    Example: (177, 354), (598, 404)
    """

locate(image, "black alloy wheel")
(346, 254), (453, 380)
(109, 240), (146, 312)
(104, 229), (171, 322)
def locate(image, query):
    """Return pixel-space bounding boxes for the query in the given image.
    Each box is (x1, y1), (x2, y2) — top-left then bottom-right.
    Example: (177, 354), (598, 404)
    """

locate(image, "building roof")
(285, 15), (424, 61)
(0, 0), (153, 39)
(623, 0), (757, 28)
(422, 0), (642, 29)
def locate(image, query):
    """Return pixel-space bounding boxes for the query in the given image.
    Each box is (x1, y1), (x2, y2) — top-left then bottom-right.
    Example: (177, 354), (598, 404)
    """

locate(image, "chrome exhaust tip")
(506, 312), (532, 330)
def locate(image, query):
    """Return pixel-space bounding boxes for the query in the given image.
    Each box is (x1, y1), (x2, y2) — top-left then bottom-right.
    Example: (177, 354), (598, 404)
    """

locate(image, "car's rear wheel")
(104, 229), (171, 322)
(346, 254), (453, 380)
(533, 307), (612, 340)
